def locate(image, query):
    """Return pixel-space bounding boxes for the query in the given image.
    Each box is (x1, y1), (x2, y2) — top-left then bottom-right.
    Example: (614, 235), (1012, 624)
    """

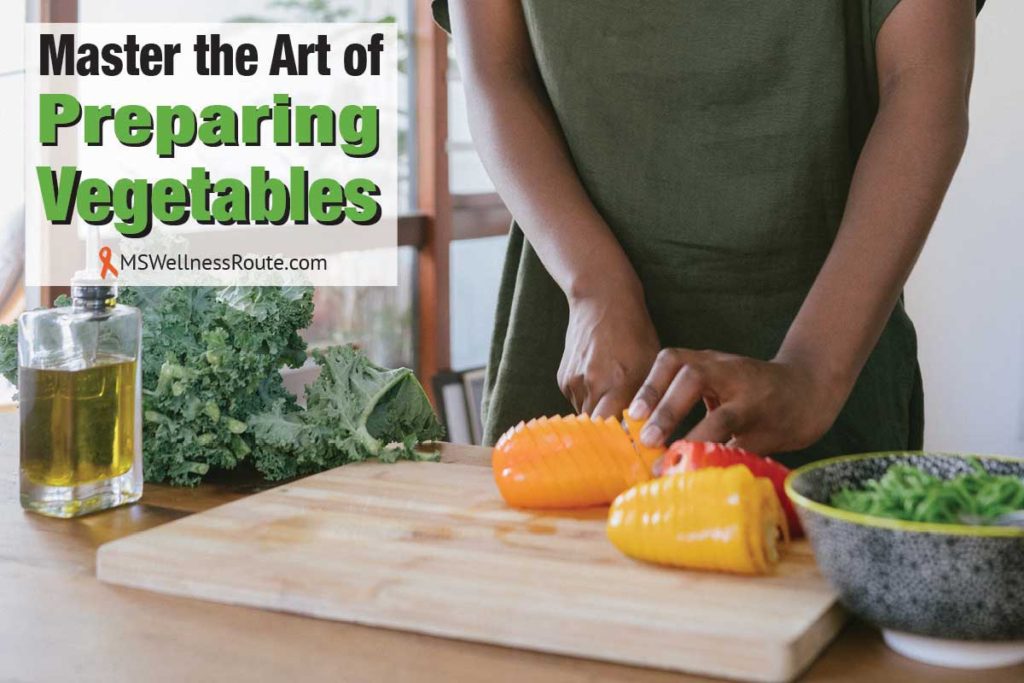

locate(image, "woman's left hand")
(627, 348), (850, 455)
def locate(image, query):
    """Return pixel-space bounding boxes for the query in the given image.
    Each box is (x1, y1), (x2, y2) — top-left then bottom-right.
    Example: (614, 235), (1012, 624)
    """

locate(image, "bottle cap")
(72, 226), (117, 302)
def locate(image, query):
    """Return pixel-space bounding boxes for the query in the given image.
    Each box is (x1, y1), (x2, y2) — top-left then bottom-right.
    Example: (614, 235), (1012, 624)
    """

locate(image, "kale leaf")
(249, 344), (444, 481)
(0, 322), (16, 387)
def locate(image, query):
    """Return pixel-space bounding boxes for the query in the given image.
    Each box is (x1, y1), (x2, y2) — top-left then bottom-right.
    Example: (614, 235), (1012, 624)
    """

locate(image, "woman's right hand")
(557, 286), (660, 419)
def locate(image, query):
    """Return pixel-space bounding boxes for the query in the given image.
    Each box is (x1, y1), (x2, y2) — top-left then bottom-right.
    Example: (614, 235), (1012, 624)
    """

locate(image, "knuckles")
(656, 348), (683, 365)
(582, 368), (604, 391)
(636, 383), (659, 406)
(650, 406), (677, 430)
(678, 363), (705, 386)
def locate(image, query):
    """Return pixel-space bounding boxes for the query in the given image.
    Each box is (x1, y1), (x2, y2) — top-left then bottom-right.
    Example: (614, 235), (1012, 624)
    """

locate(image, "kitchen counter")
(1, 408), (1021, 683)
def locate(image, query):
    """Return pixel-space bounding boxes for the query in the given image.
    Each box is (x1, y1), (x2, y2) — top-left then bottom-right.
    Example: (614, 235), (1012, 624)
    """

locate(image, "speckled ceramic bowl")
(785, 452), (1024, 668)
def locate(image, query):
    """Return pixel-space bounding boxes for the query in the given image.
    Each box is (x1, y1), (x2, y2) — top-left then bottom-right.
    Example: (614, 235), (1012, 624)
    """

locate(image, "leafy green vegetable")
(830, 459), (1024, 524)
(0, 322), (16, 387)
(1, 287), (443, 486)
(121, 286), (314, 485)
(249, 345), (444, 481)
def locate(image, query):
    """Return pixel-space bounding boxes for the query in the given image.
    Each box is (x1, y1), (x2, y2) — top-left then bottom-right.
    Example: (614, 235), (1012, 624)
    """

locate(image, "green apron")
(433, 1), (983, 467)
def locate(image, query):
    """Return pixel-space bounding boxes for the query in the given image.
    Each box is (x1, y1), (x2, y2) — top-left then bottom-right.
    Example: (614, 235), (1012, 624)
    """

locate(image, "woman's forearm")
(626, 0), (978, 453)
(448, 1), (641, 302)
(777, 2), (975, 402)
(449, 1), (661, 418)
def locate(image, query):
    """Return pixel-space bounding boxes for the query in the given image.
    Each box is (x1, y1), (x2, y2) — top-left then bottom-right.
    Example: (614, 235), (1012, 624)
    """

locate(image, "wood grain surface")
(96, 458), (843, 682)
(3, 410), (1023, 682)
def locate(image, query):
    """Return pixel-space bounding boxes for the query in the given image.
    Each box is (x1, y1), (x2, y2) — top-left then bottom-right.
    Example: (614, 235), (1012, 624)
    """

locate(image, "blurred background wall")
(906, 0), (1024, 456)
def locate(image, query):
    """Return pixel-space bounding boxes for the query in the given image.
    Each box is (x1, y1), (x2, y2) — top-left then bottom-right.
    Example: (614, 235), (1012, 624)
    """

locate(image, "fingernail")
(628, 398), (649, 420)
(640, 424), (663, 447)
(651, 455), (665, 476)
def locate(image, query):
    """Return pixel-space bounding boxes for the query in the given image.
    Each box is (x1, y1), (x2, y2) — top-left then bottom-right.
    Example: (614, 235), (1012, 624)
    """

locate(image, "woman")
(434, 1), (982, 466)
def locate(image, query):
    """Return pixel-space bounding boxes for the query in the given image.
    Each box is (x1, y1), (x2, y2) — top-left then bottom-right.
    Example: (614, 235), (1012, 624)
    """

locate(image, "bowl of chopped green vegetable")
(785, 452), (1024, 668)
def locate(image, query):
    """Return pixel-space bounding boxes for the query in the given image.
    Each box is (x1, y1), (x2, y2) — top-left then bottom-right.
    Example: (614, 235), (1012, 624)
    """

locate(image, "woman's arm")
(449, 0), (659, 417)
(630, 0), (976, 452)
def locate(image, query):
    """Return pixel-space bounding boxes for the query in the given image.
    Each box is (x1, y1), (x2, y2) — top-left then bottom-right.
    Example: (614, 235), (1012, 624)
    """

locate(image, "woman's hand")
(558, 288), (659, 419)
(627, 349), (850, 455)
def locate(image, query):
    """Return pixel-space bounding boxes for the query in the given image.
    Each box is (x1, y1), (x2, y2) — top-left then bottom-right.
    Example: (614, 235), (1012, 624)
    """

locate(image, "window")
(0, 2), (25, 324)
(445, 45), (509, 371)
(20, 0), (514, 399)
(74, 0), (422, 370)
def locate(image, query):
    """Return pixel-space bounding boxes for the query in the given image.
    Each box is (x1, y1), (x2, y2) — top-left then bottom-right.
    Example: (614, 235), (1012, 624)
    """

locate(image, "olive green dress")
(433, 1), (983, 467)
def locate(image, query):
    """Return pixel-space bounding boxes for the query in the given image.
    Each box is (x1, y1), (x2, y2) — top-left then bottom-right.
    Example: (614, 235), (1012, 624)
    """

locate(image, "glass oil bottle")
(18, 282), (142, 517)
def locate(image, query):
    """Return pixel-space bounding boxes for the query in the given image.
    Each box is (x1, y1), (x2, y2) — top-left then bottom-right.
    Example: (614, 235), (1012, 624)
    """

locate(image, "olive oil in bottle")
(20, 357), (137, 487)
(18, 283), (142, 518)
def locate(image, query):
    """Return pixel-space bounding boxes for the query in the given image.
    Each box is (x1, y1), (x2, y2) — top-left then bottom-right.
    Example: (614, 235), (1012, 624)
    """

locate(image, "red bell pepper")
(660, 440), (803, 537)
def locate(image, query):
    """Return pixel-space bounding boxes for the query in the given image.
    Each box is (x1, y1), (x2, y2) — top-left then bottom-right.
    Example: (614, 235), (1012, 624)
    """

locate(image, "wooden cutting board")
(97, 449), (845, 682)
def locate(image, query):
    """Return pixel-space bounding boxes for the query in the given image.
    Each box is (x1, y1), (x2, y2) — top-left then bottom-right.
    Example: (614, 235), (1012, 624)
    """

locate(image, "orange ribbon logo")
(99, 246), (119, 279)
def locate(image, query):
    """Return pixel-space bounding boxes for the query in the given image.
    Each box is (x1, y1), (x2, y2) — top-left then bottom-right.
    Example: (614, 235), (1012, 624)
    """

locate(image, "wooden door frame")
(412, 1), (451, 391)
(39, 0), (75, 21)
(37, 0), (77, 306)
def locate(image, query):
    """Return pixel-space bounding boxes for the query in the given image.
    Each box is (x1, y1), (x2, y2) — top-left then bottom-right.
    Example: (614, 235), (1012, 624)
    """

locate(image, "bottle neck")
(72, 298), (114, 313)
(71, 285), (116, 313)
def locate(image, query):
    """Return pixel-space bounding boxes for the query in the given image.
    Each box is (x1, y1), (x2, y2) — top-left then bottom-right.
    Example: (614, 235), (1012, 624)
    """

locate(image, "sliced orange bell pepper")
(606, 465), (788, 575)
(492, 413), (663, 509)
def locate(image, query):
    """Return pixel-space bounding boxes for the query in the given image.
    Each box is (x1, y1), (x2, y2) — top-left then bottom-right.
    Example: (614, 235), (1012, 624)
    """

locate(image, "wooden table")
(2, 408), (1021, 682)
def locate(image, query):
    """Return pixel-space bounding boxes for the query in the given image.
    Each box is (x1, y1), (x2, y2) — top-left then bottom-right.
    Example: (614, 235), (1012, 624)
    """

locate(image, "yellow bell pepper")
(606, 465), (788, 574)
